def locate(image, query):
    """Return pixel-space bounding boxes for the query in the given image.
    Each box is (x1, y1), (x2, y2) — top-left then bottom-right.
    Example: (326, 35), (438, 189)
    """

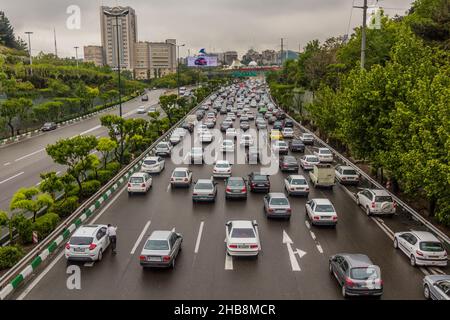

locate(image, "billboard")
(187, 55), (218, 67)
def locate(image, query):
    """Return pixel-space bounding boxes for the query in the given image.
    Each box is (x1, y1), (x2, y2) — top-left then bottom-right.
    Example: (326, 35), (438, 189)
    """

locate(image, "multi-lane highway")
(0, 89), (164, 213)
(13, 85), (449, 300)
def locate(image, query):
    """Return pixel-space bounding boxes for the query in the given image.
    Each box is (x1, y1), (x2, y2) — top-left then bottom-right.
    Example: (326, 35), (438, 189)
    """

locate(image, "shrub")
(53, 196), (79, 218)
(106, 161), (121, 174)
(97, 169), (113, 184)
(0, 246), (25, 270)
(33, 213), (60, 239)
(80, 180), (101, 198)
(11, 214), (33, 244)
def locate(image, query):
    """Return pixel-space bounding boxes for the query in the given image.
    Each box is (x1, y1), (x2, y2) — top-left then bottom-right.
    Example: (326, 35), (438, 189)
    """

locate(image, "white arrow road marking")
(166, 184), (171, 192)
(194, 221), (204, 254)
(296, 249), (307, 259)
(130, 220), (151, 255)
(283, 230), (301, 272)
(0, 171), (24, 185)
(225, 253), (233, 270)
(171, 227), (176, 232)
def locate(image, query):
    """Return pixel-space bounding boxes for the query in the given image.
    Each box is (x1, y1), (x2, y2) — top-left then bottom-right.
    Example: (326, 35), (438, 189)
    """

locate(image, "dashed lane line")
(130, 220), (151, 255)
(0, 172), (24, 185)
(194, 221), (205, 254)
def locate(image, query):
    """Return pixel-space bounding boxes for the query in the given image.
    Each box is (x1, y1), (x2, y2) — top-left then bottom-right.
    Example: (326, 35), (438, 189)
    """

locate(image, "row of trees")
(267, 0), (450, 225)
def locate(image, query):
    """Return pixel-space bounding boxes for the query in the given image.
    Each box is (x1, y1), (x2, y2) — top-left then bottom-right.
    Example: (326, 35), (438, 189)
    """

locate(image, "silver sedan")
(263, 193), (292, 220)
(139, 230), (183, 268)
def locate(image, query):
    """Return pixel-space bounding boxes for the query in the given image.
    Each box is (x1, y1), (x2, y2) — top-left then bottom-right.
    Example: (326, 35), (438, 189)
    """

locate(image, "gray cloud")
(2, 0), (414, 58)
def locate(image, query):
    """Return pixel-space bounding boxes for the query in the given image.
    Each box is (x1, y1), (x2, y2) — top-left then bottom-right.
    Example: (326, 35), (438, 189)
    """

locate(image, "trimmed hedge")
(12, 214), (33, 244)
(106, 161), (121, 174)
(53, 196), (79, 218)
(80, 180), (101, 198)
(0, 246), (25, 270)
(33, 213), (60, 240)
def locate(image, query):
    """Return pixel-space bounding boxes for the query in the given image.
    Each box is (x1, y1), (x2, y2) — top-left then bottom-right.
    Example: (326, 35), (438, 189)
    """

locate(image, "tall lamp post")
(25, 31), (33, 76)
(103, 7), (129, 164)
(74, 46), (79, 68)
(177, 43), (185, 96)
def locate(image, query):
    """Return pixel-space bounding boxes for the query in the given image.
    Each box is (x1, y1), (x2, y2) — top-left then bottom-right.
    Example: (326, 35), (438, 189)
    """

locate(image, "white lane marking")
(171, 227), (176, 232)
(194, 221), (204, 254)
(17, 251), (65, 300)
(316, 244), (324, 254)
(420, 267), (430, 276)
(371, 217), (394, 241)
(166, 184), (171, 192)
(0, 172), (25, 185)
(79, 125), (102, 136)
(310, 231), (316, 240)
(283, 230), (301, 272)
(3, 162), (11, 166)
(130, 220), (151, 255)
(225, 253), (233, 270)
(14, 148), (45, 162)
(84, 262), (95, 267)
(429, 267), (446, 275)
(91, 185), (127, 224)
(305, 221), (310, 229)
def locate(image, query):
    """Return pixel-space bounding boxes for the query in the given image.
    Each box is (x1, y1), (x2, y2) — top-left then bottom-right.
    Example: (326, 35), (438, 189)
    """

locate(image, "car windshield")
(216, 163), (230, 168)
(284, 157), (297, 163)
(157, 144), (168, 149)
(343, 169), (357, 175)
(270, 197), (288, 205)
(228, 179), (244, 187)
(231, 228), (255, 238)
(253, 175), (268, 181)
(130, 177), (144, 183)
(315, 204), (335, 212)
(303, 134), (313, 138)
(70, 236), (93, 246)
(144, 160), (157, 165)
(419, 241), (444, 252)
(350, 267), (379, 280)
(144, 240), (169, 250)
(291, 179), (306, 185)
(196, 183), (213, 190)
(320, 149), (332, 155)
(375, 196), (393, 202)
(306, 156), (319, 162)
(173, 171), (187, 177)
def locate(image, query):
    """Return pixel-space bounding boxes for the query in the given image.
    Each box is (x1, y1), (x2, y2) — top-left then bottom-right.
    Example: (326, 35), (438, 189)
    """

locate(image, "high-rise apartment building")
(134, 41), (150, 80)
(83, 45), (104, 66)
(100, 6), (137, 71)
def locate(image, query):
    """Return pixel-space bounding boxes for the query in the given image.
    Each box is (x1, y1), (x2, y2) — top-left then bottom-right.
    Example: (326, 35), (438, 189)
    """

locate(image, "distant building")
(261, 49), (277, 65)
(100, 6), (138, 71)
(83, 45), (104, 66)
(134, 41), (150, 80)
(223, 51), (238, 66)
(277, 50), (299, 64)
(242, 49), (261, 65)
(149, 39), (176, 79)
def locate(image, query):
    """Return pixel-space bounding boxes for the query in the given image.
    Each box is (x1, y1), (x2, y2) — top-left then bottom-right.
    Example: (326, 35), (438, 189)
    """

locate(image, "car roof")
(197, 179), (213, 184)
(268, 192), (287, 198)
(312, 198), (332, 205)
(229, 220), (254, 228)
(337, 165), (355, 170)
(288, 175), (306, 180)
(130, 172), (147, 178)
(73, 224), (105, 237)
(148, 230), (172, 241)
(409, 231), (441, 242)
(365, 189), (391, 196)
(216, 160), (230, 165)
(338, 254), (374, 267)
(173, 167), (189, 172)
(318, 147), (330, 151)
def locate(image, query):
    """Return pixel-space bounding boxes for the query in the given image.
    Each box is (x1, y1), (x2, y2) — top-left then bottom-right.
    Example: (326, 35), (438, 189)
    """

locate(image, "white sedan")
(199, 131), (213, 143)
(213, 160), (232, 178)
(226, 128), (238, 140)
(127, 172), (152, 194)
(284, 175), (309, 196)
(141, 156), (165, 174)
(220, 139), (235, 153)
(281, 127), (294, 138)
(305, 198), (338, 226)
(137, 106), (146, 114)
(225, 220), (260, 257)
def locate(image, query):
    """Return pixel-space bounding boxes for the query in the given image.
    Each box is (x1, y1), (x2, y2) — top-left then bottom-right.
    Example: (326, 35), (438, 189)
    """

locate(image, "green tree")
(0, 97), (33, 136)
(96, 137), (118, 168)
(10, 187), (53, 222)
(39, 172), (64, 201)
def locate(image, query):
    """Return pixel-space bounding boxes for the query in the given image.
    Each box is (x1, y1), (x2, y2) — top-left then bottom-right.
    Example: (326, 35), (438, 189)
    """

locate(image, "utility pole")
(354, 0), (368, 69)
(53, 28), (58, 57)
(74, 46), (79, 68)
(177, 43), (186, 96)
(280, 38), (284, 66)
(25, 31), (33, 76)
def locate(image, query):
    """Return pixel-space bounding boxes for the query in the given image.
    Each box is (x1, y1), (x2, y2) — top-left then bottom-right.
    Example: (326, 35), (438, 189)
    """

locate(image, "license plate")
(74, 248), (85, 252)
(148, 257), (161, 262)
(238, 244), (249, 249)
(257, 184), (265, 187)
(276, 210), (285, 213)
(133, 184), (140, 186)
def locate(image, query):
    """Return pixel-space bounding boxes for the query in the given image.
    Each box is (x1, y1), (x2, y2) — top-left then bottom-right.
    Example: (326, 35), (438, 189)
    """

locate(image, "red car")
(195, 57), (207, 66)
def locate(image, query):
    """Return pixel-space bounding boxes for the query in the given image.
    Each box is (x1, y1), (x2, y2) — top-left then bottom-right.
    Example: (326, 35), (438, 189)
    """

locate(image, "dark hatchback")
(279, 156), (299, 172)
(283, 119), (294, 128)
(273, 121), (283, 130)
(248, 172), (270, 193)
(289, 139), (305, 152)
(41, 122), (57, 131)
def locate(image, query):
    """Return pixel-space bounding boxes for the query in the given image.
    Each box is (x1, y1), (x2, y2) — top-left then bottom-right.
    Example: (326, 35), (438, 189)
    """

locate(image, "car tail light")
(139, 255), (146, 261)
(416, 250), (423, 256)
(163, 256), (171, 262)
(226, 187), (231, 192)
(141, 183), (146, 187)
(89, 243), (97, 251)
(250, 244), (258, 249)
(305, 188), (310, 191)
(313, 216), (320, 220)
(65, 243), (70, 250)
(268, 208), (274, 212)
(379, 279), (384, 286)
(241, 187), (247, 193)
(251, 183), (256, 187)
(128, 183), (131, 187)
(184, 178), (188, 182)
(345, 277), (355, 287)
(393, 202), (397, 208)
(229, 244), (237, 249)
(287, 208), (292, 213)
(371, 202), (376, 208)
(332, 216), (338, 221)
(193, 193), (198, 196)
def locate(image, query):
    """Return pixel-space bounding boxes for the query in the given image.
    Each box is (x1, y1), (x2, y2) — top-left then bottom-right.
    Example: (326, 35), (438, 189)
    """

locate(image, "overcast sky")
(2, 0), (414, 58)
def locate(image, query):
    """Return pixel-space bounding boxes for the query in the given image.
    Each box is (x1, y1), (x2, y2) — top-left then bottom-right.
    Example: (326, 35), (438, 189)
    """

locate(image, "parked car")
(314, 147), (334, 163)
(128, 172), (152, 194)
(279, 156), (299, 172)
(329, 254), (383, 298)
(148, 106), (157, 113)
(335, 165), (360, 185)
(139, 230), (182, 268)
(213, 160), (232, 178)
(394, 231), (448, 267)
(65, 224), (110, 262)
(284, 175), (309, 196)
(225, 177), (248, 199)
(309, 164), (335, 188)
(192, 178), (217, 202)
(225, 220), (260, 257)
(356, 189), (396, 216)
(263, 193), (291, 219)
(155, 142), (172, 157)
(306, 198), (338, 226)
(423, 275), (450, 300)
(299, 133), (314, 145)
(248, 172), (270, 192)
(141, 156), (165, 174)
(170, 167), (193, 187)
(299, 155), (320, 170)
(289, 139), (305, 152)
(41, 122), (57, 131)
(281, 127), (294, 138)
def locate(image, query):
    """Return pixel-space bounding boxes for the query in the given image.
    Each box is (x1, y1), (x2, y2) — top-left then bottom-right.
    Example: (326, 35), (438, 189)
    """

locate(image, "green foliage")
(11, 214), (33, 244)
(106, 161), (121, 174)
(52, 196), (79, 218)
(0, 97), (33, 136)
(97, 169), (114, 184)
(80, 180), (101, 199)
(97, 137), (118, 168)
(10, 187), (53, 222)
(0, 245), (25, 270)
(32, 213), (60, 240)
(39, 172), (64, 201)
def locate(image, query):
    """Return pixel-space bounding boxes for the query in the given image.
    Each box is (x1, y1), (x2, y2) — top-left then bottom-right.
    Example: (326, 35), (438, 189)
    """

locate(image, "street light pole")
(354, 0), (368, 69)
(25, 31), (33, 76)
(177, 44), (185, 96)
(74, 46), (79, 68)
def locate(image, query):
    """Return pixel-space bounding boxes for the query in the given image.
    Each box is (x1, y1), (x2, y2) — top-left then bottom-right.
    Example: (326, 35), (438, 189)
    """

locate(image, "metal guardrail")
(270, 97), (450, 247)
(0, 91), (212, 298)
